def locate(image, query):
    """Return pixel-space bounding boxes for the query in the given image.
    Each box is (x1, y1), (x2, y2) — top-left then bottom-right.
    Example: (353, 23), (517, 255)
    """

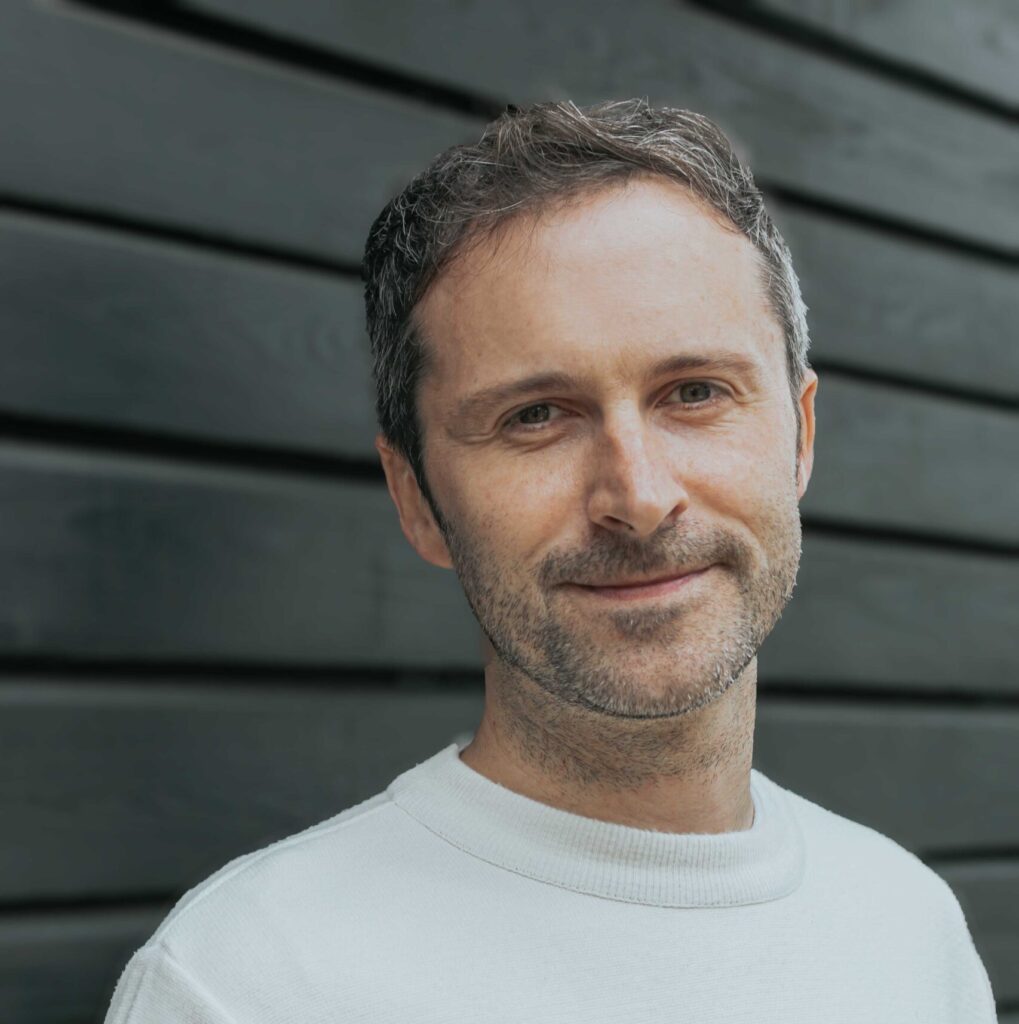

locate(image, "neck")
(458, 657), (757, 835)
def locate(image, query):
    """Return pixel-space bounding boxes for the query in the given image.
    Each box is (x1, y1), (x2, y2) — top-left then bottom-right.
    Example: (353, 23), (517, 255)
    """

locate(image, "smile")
(566, 566), (714, 602)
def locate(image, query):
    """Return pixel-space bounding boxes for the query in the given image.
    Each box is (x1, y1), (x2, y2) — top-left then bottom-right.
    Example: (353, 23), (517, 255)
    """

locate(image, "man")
(104, 100), (996, 1022)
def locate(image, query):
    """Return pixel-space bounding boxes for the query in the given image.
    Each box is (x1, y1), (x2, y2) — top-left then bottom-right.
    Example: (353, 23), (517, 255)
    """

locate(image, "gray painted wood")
(0, 442), (479, 667)
(802, 374), (1019, 546)
(0, 681), (484, 901)
(0, 441), (1016, 687)
(765, 538), (1018, 690)
(755, 699), (1019, 858)
(4, 218), (1018, 547)
(0, 212), (377, 457)
(936, 860), (1019, 1010)
(0, 685), (1014, 1013)
(772, 205), (1019, 404)
(170, 0), (1019, 251)
(1, 0), (1015, 1017)
(735, 0), (1019, 109)
(1, 680), (1015, 888)
(0, 906), (167, 1024)
(0, 3), (481, 261)
(5, 207), (1019, 419)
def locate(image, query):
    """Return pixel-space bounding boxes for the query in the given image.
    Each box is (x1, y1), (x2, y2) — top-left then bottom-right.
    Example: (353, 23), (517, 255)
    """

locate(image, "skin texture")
(377, 177), (818, 835)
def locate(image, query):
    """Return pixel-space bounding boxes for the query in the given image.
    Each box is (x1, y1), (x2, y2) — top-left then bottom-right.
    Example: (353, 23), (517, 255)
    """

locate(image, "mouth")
(564, 565), (714, 602)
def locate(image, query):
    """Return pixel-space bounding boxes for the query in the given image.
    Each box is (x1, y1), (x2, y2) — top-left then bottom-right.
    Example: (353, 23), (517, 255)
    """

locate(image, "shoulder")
(104, 791), (413, 1021)
(141, 788), (404, 956)
(764, 775), (996, 1018)
(767, 773), (963, 913)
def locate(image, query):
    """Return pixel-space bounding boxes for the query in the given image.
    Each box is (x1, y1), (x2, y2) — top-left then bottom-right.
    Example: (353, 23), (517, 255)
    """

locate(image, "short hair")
(362, 98), (811, 519)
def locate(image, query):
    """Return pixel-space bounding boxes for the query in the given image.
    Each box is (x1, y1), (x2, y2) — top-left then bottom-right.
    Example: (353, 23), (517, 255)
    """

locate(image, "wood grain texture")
(4, 217), (1018, 547)
(5, 207), (1018, 422)
(0, 441), (1015, 686)
(729, 0), (1019, 109)
(802, 374), (1019, 546)
(0, 681), (483, 902)
(771, 205), (1019, 404)
(0, 684), (1013, 1009)
(2, 685), (1018, 899)
(0, 213), (377, 457)
(936, 860), (1019, 1010)
(766, 537), (1017, 690)
(0, 906), (167, 1024)
(755, 699), (1019, 858)
(3, 679), (1015, 880)
(170, 0), (1019, 251)
(0, 2), (481, 260)
(0, 442), (479, 666)
(1, 0), (1016, 1019)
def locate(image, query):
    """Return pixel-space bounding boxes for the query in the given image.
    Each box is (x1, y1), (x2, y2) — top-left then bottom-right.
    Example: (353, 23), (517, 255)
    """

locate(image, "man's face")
(385, 177), (817, 720)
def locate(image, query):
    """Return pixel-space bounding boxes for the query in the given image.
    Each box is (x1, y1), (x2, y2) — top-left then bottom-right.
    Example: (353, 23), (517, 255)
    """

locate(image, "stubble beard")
(437, 477), (803, 723)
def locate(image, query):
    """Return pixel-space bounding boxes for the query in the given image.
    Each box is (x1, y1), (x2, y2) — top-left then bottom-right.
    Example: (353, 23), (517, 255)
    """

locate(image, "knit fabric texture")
(103, 741), (997, 1023)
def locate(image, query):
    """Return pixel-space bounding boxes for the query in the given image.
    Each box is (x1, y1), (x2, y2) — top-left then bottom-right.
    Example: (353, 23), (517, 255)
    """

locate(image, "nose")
(586, 408), (689, 537)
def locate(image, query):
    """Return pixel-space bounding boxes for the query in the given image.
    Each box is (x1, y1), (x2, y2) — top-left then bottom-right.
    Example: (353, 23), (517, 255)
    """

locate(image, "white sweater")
(103, 741), (996, 1023)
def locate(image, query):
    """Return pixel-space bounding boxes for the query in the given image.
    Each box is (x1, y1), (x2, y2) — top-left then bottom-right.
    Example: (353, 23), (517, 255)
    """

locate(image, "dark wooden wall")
(2, 2), (1016, 1021)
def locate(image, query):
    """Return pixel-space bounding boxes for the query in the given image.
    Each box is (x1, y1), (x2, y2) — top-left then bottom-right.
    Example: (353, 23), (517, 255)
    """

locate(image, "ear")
(796, 369), (818, 499)
(375, 434), (454, 569)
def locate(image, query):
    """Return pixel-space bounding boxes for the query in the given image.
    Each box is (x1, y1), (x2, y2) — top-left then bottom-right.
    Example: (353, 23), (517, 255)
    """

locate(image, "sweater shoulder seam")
(150, 793), (395, 946)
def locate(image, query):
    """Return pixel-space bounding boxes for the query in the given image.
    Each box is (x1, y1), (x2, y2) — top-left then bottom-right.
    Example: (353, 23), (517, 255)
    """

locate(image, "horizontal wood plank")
(170, 0), (1019, 251)
(0, 441), (1015, 687)
(1, 3), (1016, 258)
(772, 205), (1019, 404)
(4, 208), (1017, 425)
(755, 699), (1019, 859)
(935, 860), (1019, 1009)
(0, 2), (481, 261)
(0, 212), (377, 457)
(4, 3), (1016, 1019)
(729, 0), (1019, 110)
(0, 906), (167, 1024)
(0, 442), (479, 666)
(802, 373), (1019, 546)
(1, 683), (1017, 898)
(3, 216), (1018, 547)
(766, 537), (1017, 690)
(0, 681), (482, 902)
(0, 685), (1014, 1006)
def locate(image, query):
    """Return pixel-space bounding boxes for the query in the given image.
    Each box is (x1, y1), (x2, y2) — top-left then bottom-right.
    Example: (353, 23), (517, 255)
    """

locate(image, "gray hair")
(362, 98), (811, 516)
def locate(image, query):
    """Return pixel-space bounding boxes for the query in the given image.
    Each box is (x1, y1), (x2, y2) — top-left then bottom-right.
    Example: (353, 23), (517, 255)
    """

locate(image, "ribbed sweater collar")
(389, 742), (806, 908)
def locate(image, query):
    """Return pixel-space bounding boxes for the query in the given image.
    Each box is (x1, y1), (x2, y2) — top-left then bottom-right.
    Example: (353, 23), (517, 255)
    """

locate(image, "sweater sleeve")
(103, 942), (237, 1024)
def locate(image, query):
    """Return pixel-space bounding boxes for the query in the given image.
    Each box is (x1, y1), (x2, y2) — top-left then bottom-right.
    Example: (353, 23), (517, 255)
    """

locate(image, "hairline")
(403, 172), (803, 438)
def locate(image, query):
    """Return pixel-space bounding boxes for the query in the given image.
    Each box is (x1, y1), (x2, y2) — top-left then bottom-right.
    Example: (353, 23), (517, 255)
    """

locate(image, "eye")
(504, 402), (567, 433)
(665, 380), (726, 409)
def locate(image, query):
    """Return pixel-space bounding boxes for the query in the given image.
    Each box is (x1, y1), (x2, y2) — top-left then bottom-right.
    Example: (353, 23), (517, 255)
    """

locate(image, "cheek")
(653, 396), (795, 496)
(678, 423), (794, 514)
(451, 452), (585, 561)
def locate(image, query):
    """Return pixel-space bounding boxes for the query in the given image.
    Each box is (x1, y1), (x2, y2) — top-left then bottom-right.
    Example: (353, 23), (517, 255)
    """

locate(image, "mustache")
(538, 529), (744, 587)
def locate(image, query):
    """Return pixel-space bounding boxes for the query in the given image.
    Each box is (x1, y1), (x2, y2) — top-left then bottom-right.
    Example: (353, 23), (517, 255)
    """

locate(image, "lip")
(566, 565), (713, 602)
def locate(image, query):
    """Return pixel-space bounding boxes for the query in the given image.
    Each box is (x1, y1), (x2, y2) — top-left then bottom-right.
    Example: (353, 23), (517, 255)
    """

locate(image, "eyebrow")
(452, 351), (764, 422)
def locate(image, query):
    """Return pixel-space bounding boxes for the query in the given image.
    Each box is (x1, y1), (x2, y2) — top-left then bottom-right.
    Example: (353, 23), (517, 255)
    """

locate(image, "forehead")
(415, 177), (783, 399)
